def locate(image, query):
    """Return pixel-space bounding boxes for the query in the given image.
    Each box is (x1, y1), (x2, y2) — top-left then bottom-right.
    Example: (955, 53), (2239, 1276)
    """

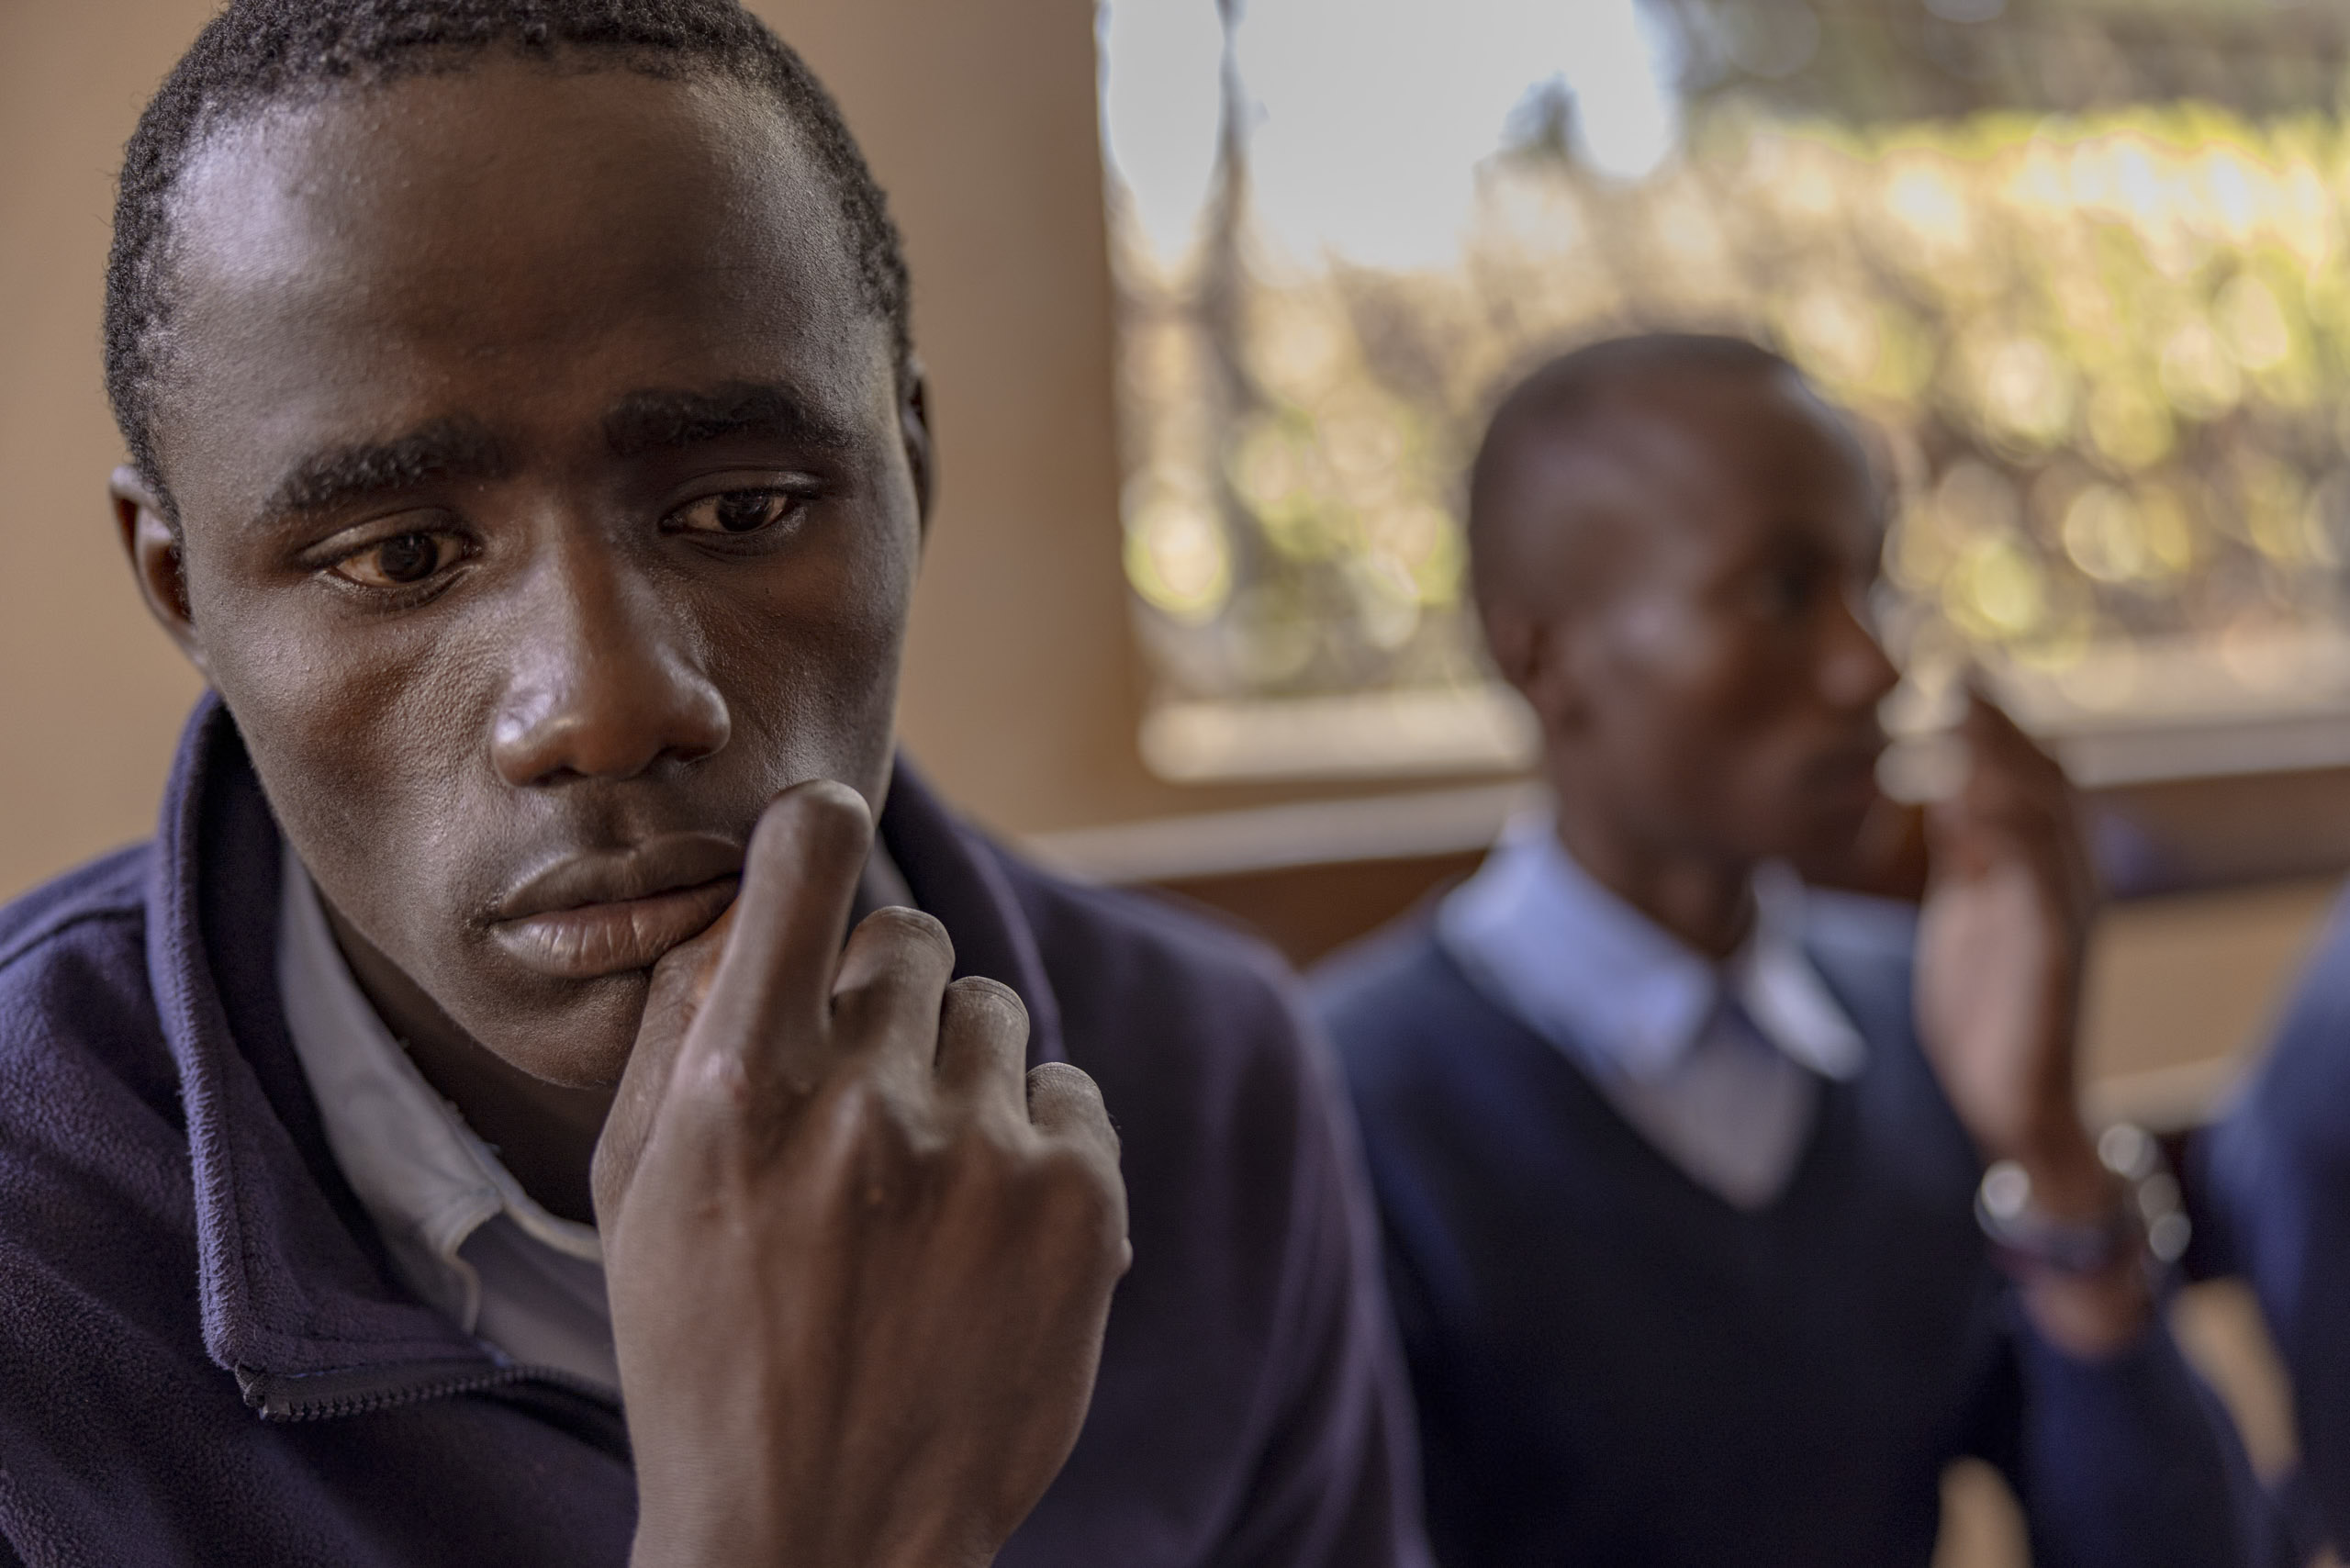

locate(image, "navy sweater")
(2200, 884), (2350, 1558)
(1315, 909), (2269, 1568)
(0, 698), (1429, 1568)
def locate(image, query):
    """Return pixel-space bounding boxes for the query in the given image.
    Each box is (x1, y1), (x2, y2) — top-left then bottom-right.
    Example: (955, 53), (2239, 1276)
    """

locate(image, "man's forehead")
(154, 60), (891, 510)
(1490, 376), (1875, 599)
(170, 61), (845, 306)
(1535, 379), (1870, 522)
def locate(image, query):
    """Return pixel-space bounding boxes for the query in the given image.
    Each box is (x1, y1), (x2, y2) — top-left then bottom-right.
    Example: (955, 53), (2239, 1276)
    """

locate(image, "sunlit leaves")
(1113, 94), (2350, 709)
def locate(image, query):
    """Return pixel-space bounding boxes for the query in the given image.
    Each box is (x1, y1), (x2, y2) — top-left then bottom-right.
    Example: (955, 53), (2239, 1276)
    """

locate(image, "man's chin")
(460, 969), (655, 1093)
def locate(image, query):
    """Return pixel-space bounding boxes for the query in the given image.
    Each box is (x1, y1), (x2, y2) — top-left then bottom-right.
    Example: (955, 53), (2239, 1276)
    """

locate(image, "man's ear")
(110, 465), (207, 674)
(899, 363), (934, 541)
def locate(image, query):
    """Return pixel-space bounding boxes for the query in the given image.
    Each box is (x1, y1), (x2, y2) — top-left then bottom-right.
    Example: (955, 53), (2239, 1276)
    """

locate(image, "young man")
(1313, 335), (2272, 1566)
(0, 5), (1427, 1564)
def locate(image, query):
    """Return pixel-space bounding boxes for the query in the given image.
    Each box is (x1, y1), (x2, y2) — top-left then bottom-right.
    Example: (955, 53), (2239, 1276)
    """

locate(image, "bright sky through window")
(1099, 0), (1681, 272)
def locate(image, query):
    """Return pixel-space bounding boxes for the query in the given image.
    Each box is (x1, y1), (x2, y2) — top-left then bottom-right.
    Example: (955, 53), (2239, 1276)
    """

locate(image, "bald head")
(1465, 332), (1897, 887)
(1468, 335), (1871, 621)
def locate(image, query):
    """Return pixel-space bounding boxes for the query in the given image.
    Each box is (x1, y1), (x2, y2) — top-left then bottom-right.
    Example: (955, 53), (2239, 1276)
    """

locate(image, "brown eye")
(333, 532), (457, 589)
(674, 490), (799, 536)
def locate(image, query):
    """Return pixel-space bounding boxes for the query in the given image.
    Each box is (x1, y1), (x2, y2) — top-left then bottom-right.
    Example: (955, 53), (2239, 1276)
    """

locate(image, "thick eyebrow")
(263, 418), (507, 521)
(603, 381), (863, 460)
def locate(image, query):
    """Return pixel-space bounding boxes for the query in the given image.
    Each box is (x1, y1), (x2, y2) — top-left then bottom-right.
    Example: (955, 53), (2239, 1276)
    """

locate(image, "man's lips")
(487, 833), (743, 980)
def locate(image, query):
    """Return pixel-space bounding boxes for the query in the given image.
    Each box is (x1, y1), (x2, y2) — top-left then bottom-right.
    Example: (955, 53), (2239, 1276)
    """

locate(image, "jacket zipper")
(236, 1359), (615, 1421)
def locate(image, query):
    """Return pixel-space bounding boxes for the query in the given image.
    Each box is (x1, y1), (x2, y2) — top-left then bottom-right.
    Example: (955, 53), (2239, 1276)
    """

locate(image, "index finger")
(690, 778), (875, 1086)
(1936, 692), (2096, 893)
(1957, 690), (2065, 793)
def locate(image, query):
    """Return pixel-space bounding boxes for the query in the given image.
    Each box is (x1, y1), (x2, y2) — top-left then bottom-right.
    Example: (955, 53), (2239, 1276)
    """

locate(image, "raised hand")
(594, 780), (1132, 1568)
(1914, 695), (2098, 1183)
(1913, 695), (2148, 1351)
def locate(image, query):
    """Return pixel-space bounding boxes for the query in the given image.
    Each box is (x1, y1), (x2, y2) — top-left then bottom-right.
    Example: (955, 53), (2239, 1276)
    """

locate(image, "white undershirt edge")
(276, 847), (621, 1391)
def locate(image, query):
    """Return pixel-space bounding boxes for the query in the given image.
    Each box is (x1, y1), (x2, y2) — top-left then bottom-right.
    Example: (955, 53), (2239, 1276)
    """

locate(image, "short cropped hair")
(105, 0), (912, 514)
(1464, 333), (1796, 608)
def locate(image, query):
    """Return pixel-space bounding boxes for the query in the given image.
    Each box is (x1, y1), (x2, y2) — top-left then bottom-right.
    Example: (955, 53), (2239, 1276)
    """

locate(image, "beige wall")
(0, 2), (212, 902)
(0, 0), (1193, 903)
(760, 0), (1181, 841)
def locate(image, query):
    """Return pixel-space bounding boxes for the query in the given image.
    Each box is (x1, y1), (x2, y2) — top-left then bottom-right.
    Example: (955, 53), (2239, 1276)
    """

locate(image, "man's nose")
(1821, 586), (1900, 711)
(489, 546), (732, 789)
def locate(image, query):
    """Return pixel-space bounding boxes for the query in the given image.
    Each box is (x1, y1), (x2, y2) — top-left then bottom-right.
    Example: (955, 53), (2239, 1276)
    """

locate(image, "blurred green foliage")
(1114, 21), (2350, 718)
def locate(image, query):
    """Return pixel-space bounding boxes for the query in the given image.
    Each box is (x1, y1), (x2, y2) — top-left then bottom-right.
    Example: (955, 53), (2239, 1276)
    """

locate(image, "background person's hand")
(594, 781), (1131, 1568)
(1914, 695), (2149, 1353)
(1915, 695), (2096, 1177)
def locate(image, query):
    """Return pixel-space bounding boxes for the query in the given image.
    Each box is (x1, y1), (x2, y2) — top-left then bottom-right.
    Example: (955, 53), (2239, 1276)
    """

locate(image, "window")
(1098, 0), (2350, 786)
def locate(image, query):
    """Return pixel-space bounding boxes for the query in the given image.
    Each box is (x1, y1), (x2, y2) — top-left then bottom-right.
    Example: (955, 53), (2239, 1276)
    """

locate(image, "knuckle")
(819, 1068), (890, 1136)
(815, 1071), (925, 1170)
(832, 912), (956, 1022)
(946, 1123), (1023, 1190)
(946, 976), (1029, 1034)
(933, 1119), (1127, 1269)
(845, 907), (957, 992)
(1026, 1059), (1104, 1106)
(1027, 1146), (1129, 1250)
(1027, 1138), (1102, 1190)
(860, 902), (954, 958)
(678, 1044), (764, 1114)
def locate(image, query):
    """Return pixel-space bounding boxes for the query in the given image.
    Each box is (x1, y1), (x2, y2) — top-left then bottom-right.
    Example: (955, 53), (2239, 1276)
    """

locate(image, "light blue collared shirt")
(1438, 812), (1866, 1209)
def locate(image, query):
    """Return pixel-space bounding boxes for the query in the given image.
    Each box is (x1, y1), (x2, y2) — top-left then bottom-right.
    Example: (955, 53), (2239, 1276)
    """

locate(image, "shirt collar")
(1438, 811), (1865, 1084)
(274, 846), (599, 1335)
(1739, 862), (1867, 1081)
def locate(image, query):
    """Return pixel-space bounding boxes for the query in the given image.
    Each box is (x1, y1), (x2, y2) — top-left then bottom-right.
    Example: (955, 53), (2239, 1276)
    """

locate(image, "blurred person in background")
(2197, 880), (2350, 1559)
(0, 3), (1431, 1563)
(1313, 334), (2277, 1567)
